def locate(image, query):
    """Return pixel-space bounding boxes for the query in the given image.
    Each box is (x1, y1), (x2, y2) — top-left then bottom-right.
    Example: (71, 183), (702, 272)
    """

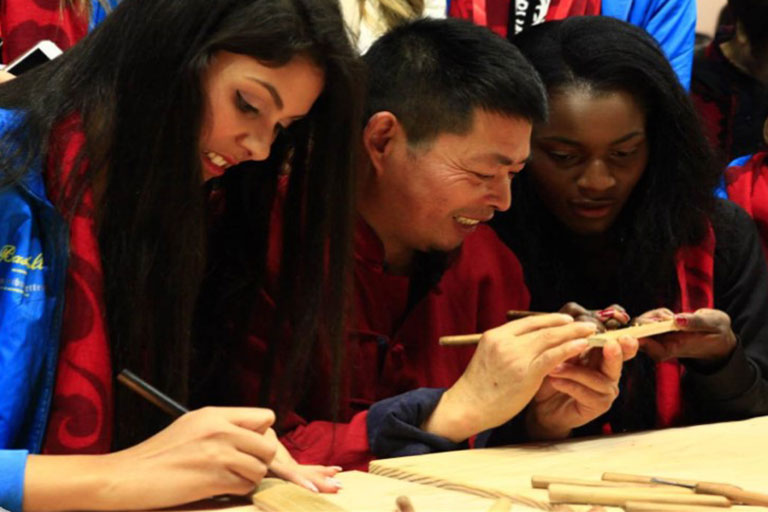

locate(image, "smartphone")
(4, 40), (62, 75)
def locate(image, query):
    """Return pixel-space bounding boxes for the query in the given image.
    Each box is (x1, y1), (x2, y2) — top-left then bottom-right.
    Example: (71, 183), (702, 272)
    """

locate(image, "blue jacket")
(0, 4), (118, 509)
(601, 0), (696, 90)
(0, 117), (69, 512)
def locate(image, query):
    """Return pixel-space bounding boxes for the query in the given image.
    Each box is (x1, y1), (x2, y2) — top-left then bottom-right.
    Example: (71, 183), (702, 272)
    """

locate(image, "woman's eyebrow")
(247, 77), (284, 110)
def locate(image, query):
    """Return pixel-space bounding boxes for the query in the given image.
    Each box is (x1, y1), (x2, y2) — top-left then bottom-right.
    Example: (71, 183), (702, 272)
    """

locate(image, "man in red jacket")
(237, 18), (635, 475)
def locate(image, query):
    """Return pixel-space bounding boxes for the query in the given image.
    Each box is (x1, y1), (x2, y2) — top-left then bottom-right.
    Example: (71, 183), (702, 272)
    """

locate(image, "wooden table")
(157, 416), (768, 512)
(371, 415), (768, 511)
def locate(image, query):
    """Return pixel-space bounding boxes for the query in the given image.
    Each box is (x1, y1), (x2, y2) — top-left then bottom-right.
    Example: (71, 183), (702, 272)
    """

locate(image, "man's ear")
(363, 111), (400, 175)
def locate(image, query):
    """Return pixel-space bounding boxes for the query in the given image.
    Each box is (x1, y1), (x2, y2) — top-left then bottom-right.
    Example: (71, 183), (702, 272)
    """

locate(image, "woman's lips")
(569, 200), (616, 219)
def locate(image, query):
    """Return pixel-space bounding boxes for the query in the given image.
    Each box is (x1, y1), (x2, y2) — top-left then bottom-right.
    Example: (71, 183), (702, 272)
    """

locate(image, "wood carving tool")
(547, 484), (731, 507)
(624, 501), (732, 512)
(531, 476), (692, 492)
(603, 472), (768, 506)
(439, 319), (677, 346)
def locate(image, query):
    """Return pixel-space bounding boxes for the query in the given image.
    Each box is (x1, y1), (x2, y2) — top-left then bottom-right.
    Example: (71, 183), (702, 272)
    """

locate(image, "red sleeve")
(279, 411), (374, 471)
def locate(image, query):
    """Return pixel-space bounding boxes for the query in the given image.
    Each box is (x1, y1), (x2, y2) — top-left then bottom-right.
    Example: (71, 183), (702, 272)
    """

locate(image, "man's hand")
(423, 314), (597, 442)
(526, 335), (638, 440)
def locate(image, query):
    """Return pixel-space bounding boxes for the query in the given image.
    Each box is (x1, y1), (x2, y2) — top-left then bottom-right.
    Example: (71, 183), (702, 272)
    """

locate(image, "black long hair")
(496, 16), (719, 314)
(493, 16), (720, 431)
(0, 0), (363, 445)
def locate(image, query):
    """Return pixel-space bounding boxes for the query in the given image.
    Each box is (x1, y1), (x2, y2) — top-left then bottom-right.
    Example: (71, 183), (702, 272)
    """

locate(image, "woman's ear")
(762, 116), (768, 146)
(362, 111), (400, 176)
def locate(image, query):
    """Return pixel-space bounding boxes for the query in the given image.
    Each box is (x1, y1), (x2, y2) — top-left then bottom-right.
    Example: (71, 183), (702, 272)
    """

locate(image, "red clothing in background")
(237, 215), (529, 470)
(691, 33), (768, 163)
(448, 0), (600, 38)
(725, 152), (768, 262)
(0, 0), (88, 63)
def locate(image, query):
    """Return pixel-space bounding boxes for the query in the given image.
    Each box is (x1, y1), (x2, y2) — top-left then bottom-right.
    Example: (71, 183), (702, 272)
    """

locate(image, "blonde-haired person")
(340, 0), (446, 53)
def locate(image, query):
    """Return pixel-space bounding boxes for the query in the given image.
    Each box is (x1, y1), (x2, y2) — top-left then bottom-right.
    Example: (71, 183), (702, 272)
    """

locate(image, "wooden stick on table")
(531, 476), (692, 492)
(624, 502), (731, 512)
(604, 472), (768, 507)
(440, 319), (679, 346)
(547, 484), (731, 508)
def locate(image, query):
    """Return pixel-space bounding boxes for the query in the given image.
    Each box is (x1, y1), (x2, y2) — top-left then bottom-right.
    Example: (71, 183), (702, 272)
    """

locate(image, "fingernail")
(675, 314), (688, 327)
(551, 363), (565, 373)
(326, 477), (343, 488)
(303, 480), (320, 493)
(331, 466), (343, 472)
(597, 308), (615, 319)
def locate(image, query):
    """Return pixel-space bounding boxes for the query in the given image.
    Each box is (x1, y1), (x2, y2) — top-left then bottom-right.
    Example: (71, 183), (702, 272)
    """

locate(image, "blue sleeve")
(605, 0), (696, 90)
(0, 450), (28, 512)
(89, 0), (120, 31)
(367, 388), (468, 458)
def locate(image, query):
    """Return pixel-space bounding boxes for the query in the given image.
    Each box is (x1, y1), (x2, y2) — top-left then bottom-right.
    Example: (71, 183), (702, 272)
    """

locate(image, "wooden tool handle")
(696, 482), (768, 506)
(625, 501), (731, 512)
(439, 333), (482, 346)
(531, 476), (691, 491)
(602, 472), (699, 487)
(548, 484), (731, 507)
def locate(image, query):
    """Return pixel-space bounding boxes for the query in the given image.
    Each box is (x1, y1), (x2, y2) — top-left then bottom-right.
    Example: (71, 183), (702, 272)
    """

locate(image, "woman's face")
(528, 87), (649, 235)
(200, 51), (325, 181)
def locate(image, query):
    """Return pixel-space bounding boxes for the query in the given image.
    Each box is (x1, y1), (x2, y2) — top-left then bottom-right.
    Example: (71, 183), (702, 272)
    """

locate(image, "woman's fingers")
(216, 407), (276, 434)
(223, 449), (271, 493)
(228, 425), (279, 464)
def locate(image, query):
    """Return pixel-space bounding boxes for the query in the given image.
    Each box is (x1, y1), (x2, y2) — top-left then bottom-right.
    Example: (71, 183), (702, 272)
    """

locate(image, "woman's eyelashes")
(236, 91), (260, 115)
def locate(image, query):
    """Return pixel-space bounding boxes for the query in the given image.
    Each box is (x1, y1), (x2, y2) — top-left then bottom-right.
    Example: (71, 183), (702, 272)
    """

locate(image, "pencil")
(117, 368), (189, 417)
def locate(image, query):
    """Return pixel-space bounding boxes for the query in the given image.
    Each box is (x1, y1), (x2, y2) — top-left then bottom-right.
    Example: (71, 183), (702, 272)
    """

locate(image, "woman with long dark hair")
(0, 0), (363, 509)
(492, 16), (768, 437)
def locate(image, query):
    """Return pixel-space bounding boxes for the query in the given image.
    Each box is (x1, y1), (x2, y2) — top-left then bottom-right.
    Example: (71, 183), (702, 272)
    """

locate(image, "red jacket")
(725, 152), (768, 262)
(236, 216), (529, 470)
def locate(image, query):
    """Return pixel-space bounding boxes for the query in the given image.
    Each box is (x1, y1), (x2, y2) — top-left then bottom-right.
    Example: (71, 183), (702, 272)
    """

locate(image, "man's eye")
(471, 172), (494, 180)
(236, 91), (259, 114)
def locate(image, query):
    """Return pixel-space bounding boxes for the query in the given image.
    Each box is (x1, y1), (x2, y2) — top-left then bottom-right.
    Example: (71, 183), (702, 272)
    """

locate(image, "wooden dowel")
(548, 484), (731, 507)
(439, 333), (483, 345)
(395, 496), (415, 512)
(440, 319), (677, 346)
(531, 476), (692, 491)
(440, 334), (608, 347)
(625, 501), (730, 512)
(696, 482), (768, 506)
(506, 310), (546, 320)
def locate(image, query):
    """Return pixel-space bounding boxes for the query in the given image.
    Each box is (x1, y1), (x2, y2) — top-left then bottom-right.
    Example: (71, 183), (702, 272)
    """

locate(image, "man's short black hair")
(363, 17), (547, 144)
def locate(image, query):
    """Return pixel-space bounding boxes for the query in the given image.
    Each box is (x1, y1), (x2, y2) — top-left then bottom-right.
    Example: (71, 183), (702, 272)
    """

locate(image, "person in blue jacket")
(0, 0), (363, 510)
